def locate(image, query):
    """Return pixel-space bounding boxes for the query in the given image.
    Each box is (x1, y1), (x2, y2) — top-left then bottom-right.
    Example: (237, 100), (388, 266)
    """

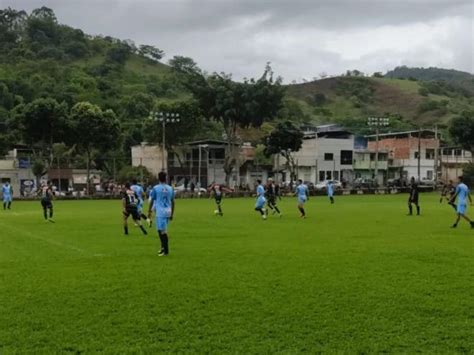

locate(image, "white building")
(276, 125), (354, 183)
(131, 143), (167, 177)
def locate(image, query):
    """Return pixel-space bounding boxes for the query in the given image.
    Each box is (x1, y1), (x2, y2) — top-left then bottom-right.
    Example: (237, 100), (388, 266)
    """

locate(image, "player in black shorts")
(440, 180), (457, 211)
(408, 177), (420, 216)
(208, 182), (232, 216)
(39, 181), (54, 222)
(122, 183), (147, 236)
(266, 178), (282, 217)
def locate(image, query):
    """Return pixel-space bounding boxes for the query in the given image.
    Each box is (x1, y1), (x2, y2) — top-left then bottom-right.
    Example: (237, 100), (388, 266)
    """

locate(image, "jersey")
(296, 184), (308, 199)
(456, 183), (469, 205)
(212, 184), (222, 197)
(256, 184), (265, 198)
(41, 186), (53, 201)
(130, 184), (144, 202)
(149, 183), (174, 218)
(123, 189), (139, 209)
(409, 183), (419, 201)
(2, 184), (12, 197)
(327, 183), (334, 196)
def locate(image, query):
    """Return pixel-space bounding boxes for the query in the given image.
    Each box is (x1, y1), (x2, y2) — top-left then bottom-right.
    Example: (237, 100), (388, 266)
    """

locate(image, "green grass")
(0, 194), (473, 353)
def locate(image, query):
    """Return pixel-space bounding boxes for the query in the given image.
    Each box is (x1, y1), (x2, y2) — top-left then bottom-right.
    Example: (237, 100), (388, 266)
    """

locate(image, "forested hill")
(1, 5), (474, 158)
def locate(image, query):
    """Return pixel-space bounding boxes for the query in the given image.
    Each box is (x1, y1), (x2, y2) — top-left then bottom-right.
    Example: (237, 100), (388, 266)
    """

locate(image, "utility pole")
(433, 124), (439, 185)
(368, 117), (390, 186)
(417, 128), (421, 181)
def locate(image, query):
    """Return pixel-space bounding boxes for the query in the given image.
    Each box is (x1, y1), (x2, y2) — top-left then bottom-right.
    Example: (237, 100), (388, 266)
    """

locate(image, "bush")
(463, 164), (474, 187)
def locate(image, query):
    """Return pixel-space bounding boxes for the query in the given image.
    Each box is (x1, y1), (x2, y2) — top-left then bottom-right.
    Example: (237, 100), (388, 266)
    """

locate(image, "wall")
(131, 144), (167, 177)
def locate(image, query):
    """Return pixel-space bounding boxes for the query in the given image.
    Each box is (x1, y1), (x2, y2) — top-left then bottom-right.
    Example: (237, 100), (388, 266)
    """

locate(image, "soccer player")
(39, 181), (54, 222)
(2, 181), (13, 210)
(131, 178), (152, 227)
(254, 179), (267, 219)
(327, 180), (335, 204)
(407, 177), (420, 216)
(266, 178), (281, 217)
(122, 183), (148, 236)
(450, 176), (474, 229)
(440, 180), (457, 211)
(148, 172), (175, 256)
(295, 179), (309, 218)
(208, 182), (232, 216)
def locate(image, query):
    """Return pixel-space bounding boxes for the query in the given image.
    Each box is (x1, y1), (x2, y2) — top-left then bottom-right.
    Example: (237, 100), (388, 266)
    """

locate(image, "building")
(131, 143), (167, 177)
(276, 124), (354, 183)
(440, 147), (472, 182)
(0, 148), (35, 197)
(353, 149), (389, 181)
(367, 130), (439, 181)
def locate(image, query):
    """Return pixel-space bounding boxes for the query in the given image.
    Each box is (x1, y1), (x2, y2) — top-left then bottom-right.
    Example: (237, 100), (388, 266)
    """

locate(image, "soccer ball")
(214, 210), (219, 215)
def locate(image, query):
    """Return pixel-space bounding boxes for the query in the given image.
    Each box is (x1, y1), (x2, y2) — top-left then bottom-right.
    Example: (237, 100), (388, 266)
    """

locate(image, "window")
(324, 153), (334, 161)
(326, 171), (332, 180)
(427, 170), (433, 180)
(414, 151), (420, 159)
(319, 171), (325, 182)
(340, 150), (353, 165)
(425, 149), (435, 160)
(334, 171), (339, 180)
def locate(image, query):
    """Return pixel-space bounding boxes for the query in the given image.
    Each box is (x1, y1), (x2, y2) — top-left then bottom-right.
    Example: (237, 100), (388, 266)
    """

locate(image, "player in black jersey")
(39, 181), (54, 222)
(408, 177), (420, 216)
(208, 182), (232, 216)
(266, 178), (282, 217)
(122, 183), (147, 236)
(440, 180), (457, 211)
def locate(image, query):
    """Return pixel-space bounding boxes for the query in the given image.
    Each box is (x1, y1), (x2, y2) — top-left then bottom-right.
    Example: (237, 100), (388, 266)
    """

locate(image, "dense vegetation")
(1, 6), (473, 182)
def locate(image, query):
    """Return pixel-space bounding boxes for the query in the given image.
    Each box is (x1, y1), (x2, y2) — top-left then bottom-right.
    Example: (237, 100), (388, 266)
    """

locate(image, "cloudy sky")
(2, 0), (473, 81)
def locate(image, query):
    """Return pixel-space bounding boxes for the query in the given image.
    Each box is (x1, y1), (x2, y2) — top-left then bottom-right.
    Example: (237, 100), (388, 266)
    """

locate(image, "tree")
(70, 102), (120, 194)
(18, 98), (68, 165)
(138, 44), (164, 61)
(264, 121), (303, 182)
(175, 62), (285, 183)
(449, 111), (474, 154)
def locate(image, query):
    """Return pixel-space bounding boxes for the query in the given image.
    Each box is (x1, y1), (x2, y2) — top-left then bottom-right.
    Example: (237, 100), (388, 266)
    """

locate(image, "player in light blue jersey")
(2, 181), (13, 210)
(254, 179), (267, 220)
(327, 181), (335, 204)
(148, 172), (175, 256)
(131, 178), (152, 227)
(295, 179), (309, 218)
(450, 176), (474, 229)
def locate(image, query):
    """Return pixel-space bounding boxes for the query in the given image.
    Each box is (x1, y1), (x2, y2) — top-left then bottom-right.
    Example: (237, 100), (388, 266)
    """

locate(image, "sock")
(139, 225), (147, 235)
(43, 209), (48, 220)
(416, 206), (420, 215)
(49, 208), (53, 219)
(158, 232), (165, 252)
(140, 213), (148, 220)
(256, 208), (264, 215)
(330, 197), (334, 204)
(7, 202), (11, 209)
(218, 205), (222, 214)
(299, 207), (305, 216)
(275, 206), (280, 214)
(162, 233), (169, 254)
(124, 226), (129, 235)
(408, 205), (413, 215)
(452, 204), (457, 211)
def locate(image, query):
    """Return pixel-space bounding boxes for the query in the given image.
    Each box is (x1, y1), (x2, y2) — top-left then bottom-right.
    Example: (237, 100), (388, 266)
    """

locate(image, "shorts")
(255, 196), (266, 209)
(215, 196), (222, 204)
(298, 196), (307, 204)
(41, 199), (52, 209)
(3, 195), (12, 202)
(123, 207), (140, 220)
(156, 217), (169, 232)
(137, 200), (144, 212)
(267, 196), (276, 205)
(408, 195), (418, 204)
(457, 204), (467, 215)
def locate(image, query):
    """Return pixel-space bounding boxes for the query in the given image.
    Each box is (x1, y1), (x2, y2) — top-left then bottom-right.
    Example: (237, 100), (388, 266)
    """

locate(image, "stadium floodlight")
(367, 117), (390, 187)
(149, 111), (181, 171)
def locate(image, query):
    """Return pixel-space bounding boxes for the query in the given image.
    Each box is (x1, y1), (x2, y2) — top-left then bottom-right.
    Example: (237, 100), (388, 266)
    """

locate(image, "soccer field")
(0, 194), (473, 353)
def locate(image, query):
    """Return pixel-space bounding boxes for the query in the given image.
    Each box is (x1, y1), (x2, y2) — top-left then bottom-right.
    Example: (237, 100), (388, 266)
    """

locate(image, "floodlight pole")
(368, 117), (389, 186)
(149, 111), (180, 172)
